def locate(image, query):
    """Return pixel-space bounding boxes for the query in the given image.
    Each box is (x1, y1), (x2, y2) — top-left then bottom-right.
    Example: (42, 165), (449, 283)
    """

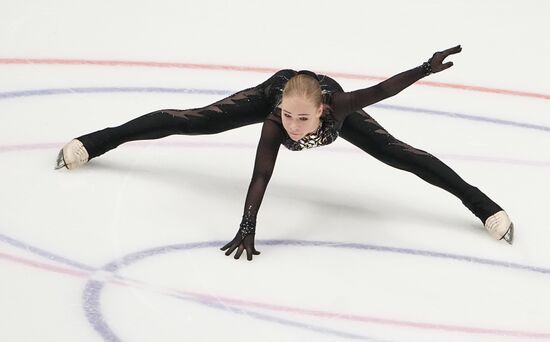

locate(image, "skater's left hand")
(429, 45), (462, 73)
(221, 232), (261, 261)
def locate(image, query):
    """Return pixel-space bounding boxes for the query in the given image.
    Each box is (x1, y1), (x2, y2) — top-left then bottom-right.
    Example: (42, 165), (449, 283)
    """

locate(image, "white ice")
(1, 1), (549, 341)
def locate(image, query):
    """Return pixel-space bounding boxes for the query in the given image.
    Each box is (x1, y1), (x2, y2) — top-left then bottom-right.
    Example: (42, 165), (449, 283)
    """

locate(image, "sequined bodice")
(282, 113), (339, 151)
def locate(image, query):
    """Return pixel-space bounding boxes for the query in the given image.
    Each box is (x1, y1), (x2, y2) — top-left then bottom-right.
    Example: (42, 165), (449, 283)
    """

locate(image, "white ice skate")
(55, 139), (89, 170)
(484, 210), (514, 245)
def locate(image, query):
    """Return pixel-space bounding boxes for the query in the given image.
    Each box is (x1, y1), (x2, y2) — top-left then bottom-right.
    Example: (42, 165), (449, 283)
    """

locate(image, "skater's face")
(280, 96), (323, 141)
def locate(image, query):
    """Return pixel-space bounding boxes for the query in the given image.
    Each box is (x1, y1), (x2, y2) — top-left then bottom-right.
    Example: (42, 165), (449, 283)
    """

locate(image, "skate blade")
(54, 149), (67, 170)
(500, 222), (514, 245)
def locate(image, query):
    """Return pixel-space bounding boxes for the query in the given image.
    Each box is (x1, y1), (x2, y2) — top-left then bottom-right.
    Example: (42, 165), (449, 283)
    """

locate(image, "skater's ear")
(316, 103), (324, 118)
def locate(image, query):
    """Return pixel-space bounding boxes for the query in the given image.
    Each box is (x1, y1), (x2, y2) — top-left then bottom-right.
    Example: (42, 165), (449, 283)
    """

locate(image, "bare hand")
(429, 45), (462, 73)
(220, 233), (260, 261)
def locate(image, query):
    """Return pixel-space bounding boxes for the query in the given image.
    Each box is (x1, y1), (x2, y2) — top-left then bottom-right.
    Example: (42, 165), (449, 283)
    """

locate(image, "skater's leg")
(339, 109), (503, 224)
(57, 84), (272, 169)
(77, 86), (271, 159)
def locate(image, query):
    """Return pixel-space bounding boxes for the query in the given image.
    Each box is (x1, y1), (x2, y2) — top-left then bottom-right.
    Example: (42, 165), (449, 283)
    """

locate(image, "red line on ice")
(1, 251), (549, 339)
(1, 58), (549, 100)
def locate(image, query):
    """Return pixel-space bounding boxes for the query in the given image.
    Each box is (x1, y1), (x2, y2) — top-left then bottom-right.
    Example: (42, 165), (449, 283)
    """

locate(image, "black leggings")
(76, 77), (501, 224)
(339, 110), (501, 222)
(78, 86), (270, 155)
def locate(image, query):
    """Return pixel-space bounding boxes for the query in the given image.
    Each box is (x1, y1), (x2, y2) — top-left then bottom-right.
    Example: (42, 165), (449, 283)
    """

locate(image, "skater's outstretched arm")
(331, 45), (462, 116)
(221, 119), (286, 260)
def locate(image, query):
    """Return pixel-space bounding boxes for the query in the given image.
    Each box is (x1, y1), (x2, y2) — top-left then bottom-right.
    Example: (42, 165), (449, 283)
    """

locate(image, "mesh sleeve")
(329, 65), (427, 120)
(240, 118), (286, 227)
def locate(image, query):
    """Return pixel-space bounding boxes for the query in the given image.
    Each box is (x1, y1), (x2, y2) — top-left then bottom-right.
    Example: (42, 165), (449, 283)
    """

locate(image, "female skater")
(55, 45), (514, 261)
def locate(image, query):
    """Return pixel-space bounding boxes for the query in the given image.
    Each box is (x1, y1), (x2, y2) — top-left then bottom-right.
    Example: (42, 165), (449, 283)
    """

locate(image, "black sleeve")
(330, 65), (428, 119)
(240, 118), (286, 226)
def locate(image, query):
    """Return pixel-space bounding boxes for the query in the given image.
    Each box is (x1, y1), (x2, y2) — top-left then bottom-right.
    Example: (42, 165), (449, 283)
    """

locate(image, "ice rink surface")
(1, 1), (549, 341)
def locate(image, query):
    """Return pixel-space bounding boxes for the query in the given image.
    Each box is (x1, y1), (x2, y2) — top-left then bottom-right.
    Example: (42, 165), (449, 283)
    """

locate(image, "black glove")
(422, 45), (462, 75)
(220, 215), (261, 261)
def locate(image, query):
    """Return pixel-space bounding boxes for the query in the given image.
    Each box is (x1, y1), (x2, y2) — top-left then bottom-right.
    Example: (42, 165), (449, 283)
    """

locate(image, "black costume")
(75, 66), (502, 250)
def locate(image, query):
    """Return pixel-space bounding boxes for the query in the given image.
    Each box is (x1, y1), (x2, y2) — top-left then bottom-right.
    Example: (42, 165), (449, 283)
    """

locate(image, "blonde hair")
(282, 74), (323, 108)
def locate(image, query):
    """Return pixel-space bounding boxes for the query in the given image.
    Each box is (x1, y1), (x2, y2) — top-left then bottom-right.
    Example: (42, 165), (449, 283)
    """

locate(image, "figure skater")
(55, 45), (514, 261)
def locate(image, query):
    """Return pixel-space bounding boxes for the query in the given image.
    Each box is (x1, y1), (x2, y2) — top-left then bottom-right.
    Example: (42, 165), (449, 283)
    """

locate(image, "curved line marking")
(1, 233), (549, 339)
(84, 240), (550, 341)
(1, 86), (549, 133)
(1, 58), (549, 100)
(2, 248), (548, 340)
(1, 141), (549, 169)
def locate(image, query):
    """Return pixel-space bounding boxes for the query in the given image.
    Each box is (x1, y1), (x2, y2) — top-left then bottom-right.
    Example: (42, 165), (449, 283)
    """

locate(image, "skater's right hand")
(220, 231), (261, 261)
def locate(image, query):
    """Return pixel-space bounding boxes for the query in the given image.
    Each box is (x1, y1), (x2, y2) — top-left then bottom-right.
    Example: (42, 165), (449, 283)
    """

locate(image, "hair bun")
(296, 70), (320, 81)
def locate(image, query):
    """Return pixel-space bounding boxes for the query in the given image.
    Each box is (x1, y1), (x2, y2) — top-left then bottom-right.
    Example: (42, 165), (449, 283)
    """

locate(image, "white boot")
(55, 139), (89, 170)
(484, 210), (514, 245)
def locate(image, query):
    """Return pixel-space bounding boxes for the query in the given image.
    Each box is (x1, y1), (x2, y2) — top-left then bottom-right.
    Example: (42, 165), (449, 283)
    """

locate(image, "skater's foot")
(484, 210), (514, 245)
(55, 139), (89, 170)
